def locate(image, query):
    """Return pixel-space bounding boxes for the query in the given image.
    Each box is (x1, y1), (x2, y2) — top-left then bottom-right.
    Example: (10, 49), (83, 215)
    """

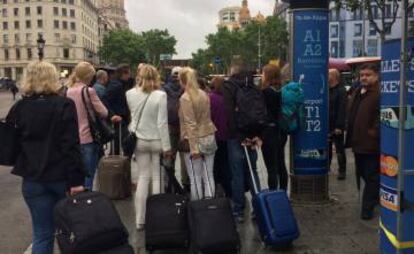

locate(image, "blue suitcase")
(244, 146), (300, 247)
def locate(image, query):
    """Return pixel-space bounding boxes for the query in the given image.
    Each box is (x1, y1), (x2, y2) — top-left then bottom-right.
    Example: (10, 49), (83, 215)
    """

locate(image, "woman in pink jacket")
(66, 62), (121, 189)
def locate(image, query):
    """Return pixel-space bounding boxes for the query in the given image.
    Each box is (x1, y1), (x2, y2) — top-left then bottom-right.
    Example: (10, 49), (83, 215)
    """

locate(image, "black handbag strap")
(81, 86), (97, 127)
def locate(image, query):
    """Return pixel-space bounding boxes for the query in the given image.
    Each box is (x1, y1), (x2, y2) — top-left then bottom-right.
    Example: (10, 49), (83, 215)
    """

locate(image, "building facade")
(329, 2), (414, 58)
(218, 0), (266, 31)
(0, 0), (100, 80)
(97, 0), (128, 31)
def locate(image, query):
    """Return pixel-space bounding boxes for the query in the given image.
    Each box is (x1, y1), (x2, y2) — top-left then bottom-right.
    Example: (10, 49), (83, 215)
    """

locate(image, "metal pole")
(396, 0), (408, 252)
(361, 1), (366, 56)
(258, 25), (262, 70)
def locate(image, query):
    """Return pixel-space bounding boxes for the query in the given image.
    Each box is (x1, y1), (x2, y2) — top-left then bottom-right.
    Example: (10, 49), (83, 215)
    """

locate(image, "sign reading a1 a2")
(292, 10), (329, 175)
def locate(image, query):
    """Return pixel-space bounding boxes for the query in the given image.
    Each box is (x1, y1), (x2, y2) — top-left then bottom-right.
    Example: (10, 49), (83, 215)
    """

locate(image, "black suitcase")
(187, 158), (240, 254)
(54, 191), (129, 254)
(145, 193), (189, 252)
(98, 244), (134, 254)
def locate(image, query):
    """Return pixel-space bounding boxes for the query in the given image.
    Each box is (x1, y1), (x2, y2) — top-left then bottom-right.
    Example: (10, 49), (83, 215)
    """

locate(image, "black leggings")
(262, 126), (288, 190)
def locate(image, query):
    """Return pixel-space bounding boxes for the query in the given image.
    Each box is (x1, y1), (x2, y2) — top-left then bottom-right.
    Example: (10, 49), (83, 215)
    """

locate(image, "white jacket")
(126, 87), (171, 152)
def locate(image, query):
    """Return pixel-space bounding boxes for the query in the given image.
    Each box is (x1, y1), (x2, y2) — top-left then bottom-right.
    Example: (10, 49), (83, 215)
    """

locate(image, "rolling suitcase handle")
(243, 145), (260, 195)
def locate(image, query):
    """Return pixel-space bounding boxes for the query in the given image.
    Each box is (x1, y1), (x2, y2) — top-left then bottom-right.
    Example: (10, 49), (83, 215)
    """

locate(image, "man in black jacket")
(106, 64), (131, 155)
(222, 59), (263, 223)
(328, 69), (347, 180)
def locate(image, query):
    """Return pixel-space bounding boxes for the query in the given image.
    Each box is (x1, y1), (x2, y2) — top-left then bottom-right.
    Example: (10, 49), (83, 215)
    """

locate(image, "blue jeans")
(22, 180), (67, 254)
(81, 142), (99, 190)
(227, 139), (260, 216)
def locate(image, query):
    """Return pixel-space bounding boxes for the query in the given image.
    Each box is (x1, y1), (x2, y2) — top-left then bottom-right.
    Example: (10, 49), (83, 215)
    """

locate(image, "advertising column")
(380, 38), (414, 254)
(289, 0), (330, 201)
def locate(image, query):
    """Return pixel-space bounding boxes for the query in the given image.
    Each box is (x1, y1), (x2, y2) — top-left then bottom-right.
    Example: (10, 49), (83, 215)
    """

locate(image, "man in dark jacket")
(162, 66), (190, 191)
(106, 64), (131, 155)
(346, 63), (380, 220)
(328, 69), (347, 180)
(222, 59), (262, 223)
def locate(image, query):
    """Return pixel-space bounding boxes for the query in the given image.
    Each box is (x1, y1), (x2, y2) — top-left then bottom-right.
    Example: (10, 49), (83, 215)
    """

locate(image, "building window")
(69, 0), (74, 4)
(71, 34), (76, 43)
(331, 41), (339, 58)
(62, 21), (68, 29)
(3, 34), (9, 44)
(37, 19), (43, 28)
(330, 24), (338, 38)
(16, 48), (21, 60)
(61, 0), (66, 3)
(369, 23), (376, 36)
(354, 23), (362, 36)
(62, 8), (67, 16)
(2, 8), (8, 17)
(70, 22), (76, 30)
(37, 6), (42, 15)
(27, 48), (32, 59)
(54, 33), (60, 42)
(2, 0), (7, 4)
(63, 48), (69, 59)
(14, 21), (19, 29)
(70, 9), (75, 17)
(26, 33), (32, 42)
(371, 6), (378, 19)
(352, 40), (363, 56)
(384, 22), (392, 35)
(14, 8), (19, 16)
(384, 4), (391, 18)
(367, 39), (378, 56)
(14, 33), (20, 43)
(3, 22), (8, 30)
(25, 20), (31, 29)
(53, 7), (59, 15)
(54, 20), (59, 29)
(4, 49), (9, 60)
(25, 7), (30, 16)
(409, 21), (414, 36)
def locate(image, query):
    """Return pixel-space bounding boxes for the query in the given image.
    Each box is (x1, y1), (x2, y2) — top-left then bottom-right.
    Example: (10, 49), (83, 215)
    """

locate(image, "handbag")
(81, 87), (115, 145)
(122, 93), (151, 157)
(198, 134), (217, 155)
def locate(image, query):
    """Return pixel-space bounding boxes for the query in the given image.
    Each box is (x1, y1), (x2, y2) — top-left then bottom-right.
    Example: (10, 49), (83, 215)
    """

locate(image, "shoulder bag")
(81, 86), (115, 145)
(122, 93), (151, 157)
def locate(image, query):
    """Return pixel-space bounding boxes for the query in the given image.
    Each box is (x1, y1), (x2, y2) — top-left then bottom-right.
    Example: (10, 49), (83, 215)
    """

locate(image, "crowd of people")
(4, 58), (381, 253)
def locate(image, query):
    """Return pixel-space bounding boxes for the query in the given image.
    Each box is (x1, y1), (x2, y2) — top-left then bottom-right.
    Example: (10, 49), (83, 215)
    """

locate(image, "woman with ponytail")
(66, 62), (121, 190)
(178, 67), (217, 200)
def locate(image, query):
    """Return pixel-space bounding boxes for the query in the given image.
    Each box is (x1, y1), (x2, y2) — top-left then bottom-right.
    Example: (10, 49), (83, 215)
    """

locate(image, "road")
(0, 91), (379, 253)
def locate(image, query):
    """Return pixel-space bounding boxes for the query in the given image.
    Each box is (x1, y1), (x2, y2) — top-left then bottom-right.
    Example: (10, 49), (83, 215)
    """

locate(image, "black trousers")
(213, 141), (232, 197)
(328, 133), (347, 173)
(262, 126), (288, 190)
(354, 153), (380, 212)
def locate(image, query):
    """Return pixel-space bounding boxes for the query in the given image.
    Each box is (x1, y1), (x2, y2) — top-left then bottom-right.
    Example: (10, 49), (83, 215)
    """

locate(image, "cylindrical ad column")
(289, 0), (330, 202)
(380, 38), (414, 254)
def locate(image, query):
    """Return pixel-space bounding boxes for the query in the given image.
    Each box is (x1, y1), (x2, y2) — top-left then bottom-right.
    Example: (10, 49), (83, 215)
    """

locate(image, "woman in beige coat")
(178, 67), (217, 200)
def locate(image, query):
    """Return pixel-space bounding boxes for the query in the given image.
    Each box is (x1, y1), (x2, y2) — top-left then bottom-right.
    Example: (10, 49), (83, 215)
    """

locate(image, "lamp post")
(37, 34), (45, 61)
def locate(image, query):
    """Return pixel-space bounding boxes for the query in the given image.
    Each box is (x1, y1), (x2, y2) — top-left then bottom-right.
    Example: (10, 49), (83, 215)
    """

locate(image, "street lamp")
(37, 34), (45, 61)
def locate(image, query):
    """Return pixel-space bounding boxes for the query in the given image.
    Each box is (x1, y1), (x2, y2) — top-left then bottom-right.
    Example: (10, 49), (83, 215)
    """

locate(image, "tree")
(333, 0), (400, 43)
(141, 29), (177, 67)
(190, 16), (289, 75)
(99, 29), (146, 67)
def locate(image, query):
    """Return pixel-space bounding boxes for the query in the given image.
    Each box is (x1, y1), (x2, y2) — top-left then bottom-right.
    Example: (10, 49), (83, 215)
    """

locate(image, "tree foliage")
(99, 29), (177, 68)
(191, 16), (289, 76)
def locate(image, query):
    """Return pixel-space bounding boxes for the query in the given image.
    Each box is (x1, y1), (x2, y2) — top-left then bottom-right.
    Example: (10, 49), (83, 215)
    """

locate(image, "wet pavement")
(0, 91), (379, 254)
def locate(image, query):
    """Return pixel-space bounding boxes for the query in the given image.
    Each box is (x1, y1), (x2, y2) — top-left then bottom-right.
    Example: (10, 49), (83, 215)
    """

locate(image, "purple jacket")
(209, 91), (228, 141)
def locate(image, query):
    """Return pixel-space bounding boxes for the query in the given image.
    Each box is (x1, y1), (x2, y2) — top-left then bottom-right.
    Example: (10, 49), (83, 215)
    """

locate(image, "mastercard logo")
(380, 155), (399, 177)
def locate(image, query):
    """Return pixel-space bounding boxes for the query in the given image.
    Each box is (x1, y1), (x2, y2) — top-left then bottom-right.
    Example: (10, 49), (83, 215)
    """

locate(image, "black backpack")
(233, 77), (267, 137)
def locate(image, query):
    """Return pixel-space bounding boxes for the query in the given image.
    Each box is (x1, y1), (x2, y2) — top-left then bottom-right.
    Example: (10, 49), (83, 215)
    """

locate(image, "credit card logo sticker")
(380, 154), (399, 178)
(380, 187), (399, 212)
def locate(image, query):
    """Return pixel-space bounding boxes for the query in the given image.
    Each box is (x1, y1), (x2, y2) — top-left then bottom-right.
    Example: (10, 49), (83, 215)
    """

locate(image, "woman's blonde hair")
(137, 64), (160, 93)
(262, 64), (281, 90)
(67, 62), (96, 87)
(179, 67), (201, 104)
(21, 61), (60, 96)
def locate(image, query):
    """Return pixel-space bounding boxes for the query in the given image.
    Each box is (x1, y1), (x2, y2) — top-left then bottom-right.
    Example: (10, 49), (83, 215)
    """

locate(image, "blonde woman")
(126, 64), (171, 230)
(5, 61), (85, 254)
(66, 62), (121, 190)
(178, 67), (217, 200)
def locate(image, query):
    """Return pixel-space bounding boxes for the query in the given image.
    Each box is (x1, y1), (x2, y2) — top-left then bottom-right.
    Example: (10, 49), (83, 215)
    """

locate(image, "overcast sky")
(125, 0), (275, 59)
